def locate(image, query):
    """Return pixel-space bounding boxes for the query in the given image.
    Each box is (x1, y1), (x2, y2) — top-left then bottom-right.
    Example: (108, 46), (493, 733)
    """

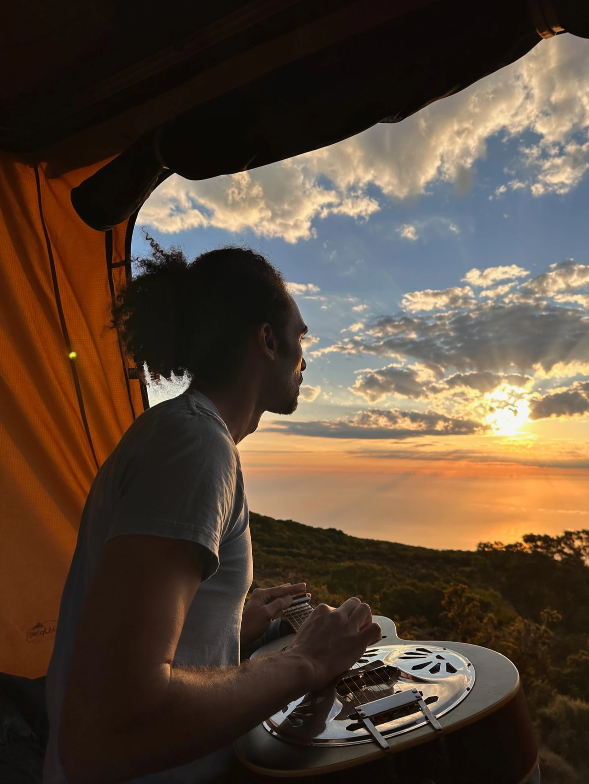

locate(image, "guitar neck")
(281, 594), (314, 631)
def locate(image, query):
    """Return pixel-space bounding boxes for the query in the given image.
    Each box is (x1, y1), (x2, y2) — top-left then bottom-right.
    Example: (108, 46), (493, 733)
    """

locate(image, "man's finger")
(339, 597), (362, 617)
(349, 601), (372, 628)
(261, 583), (306, 601)
(361, 622), (382, 647)
(265, 594), (297, 618)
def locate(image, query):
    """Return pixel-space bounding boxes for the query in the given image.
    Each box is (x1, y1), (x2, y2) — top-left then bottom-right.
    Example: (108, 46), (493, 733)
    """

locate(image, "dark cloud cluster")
(265, 409), (485, 440)
(530, 381), (589, 420)
(440, 371), (531, 393)
(320, 301), (589, 376)
(350, 366), (428, 402)
(316, 262), (589, 378)
(351, 366), (532, 403)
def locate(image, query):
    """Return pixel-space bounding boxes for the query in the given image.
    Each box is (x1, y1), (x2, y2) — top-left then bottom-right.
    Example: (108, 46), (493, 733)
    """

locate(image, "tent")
(0, 0), (576, 679)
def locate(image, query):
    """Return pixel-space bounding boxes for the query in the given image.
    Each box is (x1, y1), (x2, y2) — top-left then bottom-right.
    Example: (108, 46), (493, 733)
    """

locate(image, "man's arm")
(59, 534), (379, 784)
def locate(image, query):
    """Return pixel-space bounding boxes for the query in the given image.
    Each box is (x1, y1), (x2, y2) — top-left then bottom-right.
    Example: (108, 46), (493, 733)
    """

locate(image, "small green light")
(69, 351), (77, 360)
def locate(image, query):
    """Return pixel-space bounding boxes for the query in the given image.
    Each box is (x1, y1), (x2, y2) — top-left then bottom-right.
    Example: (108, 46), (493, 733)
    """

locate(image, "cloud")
(298, 385), (322, 402)
(349, 444), (589, 471)
(140, 168), (379, 243)
(140, 36), (589, 242)
(316, 262), (589, 377)
(265, 408), (485, 439)
(534, 361), (589, 379)
(463, 265), (529, 287)
(397, 224), (418, 241)
(554, 294), (589, 307)
(302, 335), (321, 348)
(287, 282), (320, 296)
(438, 371), (532, 394)
(318, 302), (589, 376)
(529, 381), (589, 420)
(479, 282), (518, 300)
(350, 365), (431, 402)
(350, 365), (532, 404)
(396, 218), (460, 243)
(528, 138), (589, 196)
(341, 322), (365, 334)
(518, 260), (589, 299)
(401, 286), (475, 313)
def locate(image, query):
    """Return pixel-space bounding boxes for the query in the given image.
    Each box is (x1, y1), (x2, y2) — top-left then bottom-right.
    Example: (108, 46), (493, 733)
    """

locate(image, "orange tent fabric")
(0, 152), (145, 678)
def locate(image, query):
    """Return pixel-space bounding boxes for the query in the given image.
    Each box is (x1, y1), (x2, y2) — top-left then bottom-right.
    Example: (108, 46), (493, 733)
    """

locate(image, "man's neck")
(187, 380), (263, 444)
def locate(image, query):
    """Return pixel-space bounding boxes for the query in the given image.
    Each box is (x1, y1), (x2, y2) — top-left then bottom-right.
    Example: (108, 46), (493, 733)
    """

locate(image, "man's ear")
(258, 323), (277, 360)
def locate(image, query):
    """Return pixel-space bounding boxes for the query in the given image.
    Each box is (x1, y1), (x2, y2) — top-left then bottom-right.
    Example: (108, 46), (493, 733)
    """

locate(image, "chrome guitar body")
(235, 614), (538, 783)
(263, 640), (474, 749)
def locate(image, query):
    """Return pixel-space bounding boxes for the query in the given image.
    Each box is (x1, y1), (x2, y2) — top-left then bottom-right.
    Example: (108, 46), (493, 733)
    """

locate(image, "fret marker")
(69, 351), (77, 359)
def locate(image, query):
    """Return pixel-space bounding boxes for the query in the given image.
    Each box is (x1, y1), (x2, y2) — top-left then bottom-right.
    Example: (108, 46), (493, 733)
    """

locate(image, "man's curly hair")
(112, 234), (291, 383)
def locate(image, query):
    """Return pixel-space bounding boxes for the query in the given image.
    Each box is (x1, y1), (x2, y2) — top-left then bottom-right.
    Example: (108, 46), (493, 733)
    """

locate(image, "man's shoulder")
(132, 393), (236, 461)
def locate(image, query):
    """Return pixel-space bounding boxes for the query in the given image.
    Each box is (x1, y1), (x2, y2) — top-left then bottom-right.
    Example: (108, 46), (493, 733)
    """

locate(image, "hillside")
(250, 512), (589, 784)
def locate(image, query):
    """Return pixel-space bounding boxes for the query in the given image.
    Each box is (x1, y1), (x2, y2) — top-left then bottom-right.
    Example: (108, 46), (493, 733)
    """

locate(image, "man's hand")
(287, 597), (381, 692)
(240, 583), (307, 646)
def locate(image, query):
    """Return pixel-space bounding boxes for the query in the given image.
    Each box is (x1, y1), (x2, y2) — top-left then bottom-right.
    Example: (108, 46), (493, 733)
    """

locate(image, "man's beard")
(274, 374), (301, 415)
(282, 392), (299, 415)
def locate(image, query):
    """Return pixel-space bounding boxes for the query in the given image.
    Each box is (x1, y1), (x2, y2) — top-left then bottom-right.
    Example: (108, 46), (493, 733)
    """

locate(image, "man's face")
(266, 298), (308, 416)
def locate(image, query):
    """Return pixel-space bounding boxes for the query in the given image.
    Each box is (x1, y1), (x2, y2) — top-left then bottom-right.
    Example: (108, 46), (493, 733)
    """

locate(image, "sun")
(484, 384), (531, 436)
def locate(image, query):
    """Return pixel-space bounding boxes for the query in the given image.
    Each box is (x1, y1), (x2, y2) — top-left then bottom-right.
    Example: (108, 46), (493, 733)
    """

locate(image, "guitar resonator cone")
(264, 644), (475, 747)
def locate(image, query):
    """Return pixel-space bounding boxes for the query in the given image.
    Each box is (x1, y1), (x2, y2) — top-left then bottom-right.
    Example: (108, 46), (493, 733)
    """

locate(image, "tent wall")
(0, 153), (145, 678)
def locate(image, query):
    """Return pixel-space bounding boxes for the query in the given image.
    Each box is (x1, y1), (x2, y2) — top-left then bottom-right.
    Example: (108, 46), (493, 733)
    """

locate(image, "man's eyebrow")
(301, 325), (308, 335)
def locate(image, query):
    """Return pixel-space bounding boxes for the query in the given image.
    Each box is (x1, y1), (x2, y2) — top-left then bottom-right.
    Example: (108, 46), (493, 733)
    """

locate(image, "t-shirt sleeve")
(107, 407), (237, 581)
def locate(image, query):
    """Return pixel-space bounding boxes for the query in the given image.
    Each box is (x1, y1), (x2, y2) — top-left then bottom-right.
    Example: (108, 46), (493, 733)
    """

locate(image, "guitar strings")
(286, 604), (389, 703)
(285, 603), (394, 712)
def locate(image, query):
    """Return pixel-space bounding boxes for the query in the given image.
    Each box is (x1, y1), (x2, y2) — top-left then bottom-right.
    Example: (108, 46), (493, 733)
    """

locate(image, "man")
(43, 242), (380, 784)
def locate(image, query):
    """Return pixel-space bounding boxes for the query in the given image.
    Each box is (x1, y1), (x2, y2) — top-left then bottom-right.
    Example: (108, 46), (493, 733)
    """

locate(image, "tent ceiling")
(1, 0), (551, 176)
(0, 0), (433, 160)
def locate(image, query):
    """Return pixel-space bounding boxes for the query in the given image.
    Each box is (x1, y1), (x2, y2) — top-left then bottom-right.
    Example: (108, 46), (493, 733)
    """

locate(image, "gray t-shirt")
(43, 390), (253, 784)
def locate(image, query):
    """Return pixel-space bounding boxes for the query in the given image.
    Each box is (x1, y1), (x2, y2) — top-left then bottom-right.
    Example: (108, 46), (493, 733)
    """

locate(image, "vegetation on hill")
(250, 513), (589, 784)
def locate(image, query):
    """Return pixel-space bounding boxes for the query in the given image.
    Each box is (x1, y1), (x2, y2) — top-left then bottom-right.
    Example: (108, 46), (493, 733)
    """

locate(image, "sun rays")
(484, 384), (531, 437)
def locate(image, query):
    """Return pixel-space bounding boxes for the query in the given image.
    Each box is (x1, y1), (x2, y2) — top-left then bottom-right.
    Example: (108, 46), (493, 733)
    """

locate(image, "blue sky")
(134, 34), (589, 549)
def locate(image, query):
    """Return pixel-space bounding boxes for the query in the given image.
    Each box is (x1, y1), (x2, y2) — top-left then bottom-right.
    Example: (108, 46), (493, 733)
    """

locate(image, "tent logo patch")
(27, 620), (57, 643)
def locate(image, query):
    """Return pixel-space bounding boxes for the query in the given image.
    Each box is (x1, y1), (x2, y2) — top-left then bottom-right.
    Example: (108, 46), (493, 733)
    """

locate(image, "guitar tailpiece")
(356, 689), (445, 753)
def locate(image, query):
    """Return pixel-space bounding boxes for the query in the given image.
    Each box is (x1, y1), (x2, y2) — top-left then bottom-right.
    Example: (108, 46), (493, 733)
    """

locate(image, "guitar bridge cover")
(264, 644), (475, 747)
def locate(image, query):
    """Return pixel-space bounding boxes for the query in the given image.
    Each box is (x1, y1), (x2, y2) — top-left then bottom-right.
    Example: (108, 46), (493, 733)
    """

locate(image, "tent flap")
(0, 152), (144, 677)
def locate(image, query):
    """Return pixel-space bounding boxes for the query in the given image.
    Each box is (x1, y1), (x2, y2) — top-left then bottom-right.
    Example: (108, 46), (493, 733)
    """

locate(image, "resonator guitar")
(235, 594), (538, 783)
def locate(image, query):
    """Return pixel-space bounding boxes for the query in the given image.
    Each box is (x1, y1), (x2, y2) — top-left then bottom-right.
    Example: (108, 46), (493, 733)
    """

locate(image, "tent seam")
(124, 207), (150, 412)
(33, 164), (99, 471)
(105, 230), (137, 421)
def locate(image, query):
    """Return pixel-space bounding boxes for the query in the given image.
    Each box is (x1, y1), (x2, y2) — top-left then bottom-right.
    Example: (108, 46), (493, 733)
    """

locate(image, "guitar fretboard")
(281, 595), (314, 631)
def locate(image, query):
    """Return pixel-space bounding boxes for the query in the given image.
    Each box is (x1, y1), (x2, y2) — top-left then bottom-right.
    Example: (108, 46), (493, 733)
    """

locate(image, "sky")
(133, 33), (589, 551)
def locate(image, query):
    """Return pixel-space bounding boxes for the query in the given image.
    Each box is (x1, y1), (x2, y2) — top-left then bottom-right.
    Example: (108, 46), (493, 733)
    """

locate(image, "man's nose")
(301, 357), (307, 372)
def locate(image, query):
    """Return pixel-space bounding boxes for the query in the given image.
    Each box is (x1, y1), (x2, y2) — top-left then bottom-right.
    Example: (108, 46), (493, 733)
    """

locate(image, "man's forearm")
(68, 650), (311, 784)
